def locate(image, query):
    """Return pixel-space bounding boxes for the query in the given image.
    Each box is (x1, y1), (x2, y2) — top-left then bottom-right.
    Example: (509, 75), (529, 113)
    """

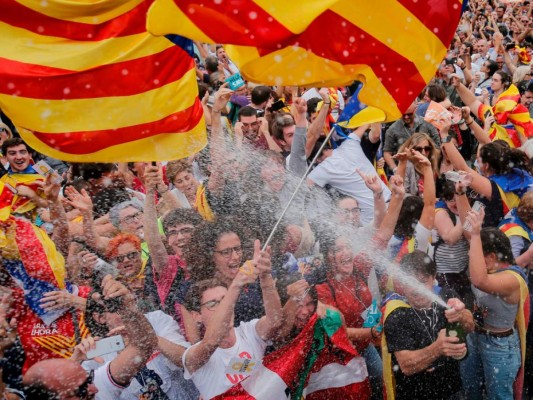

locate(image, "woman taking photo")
(462, 210), (529, 400)
(439, 121), (533, 226)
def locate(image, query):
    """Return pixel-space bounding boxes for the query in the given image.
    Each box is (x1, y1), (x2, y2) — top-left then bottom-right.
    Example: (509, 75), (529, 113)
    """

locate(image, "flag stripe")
(397, 0), (462, 48)
(254, 9), (427, 98)
(29, 100), (203, 154)
(331, 1), (447, 81)
(3, 0), (147, 40)
(0, 68), (198, 132)
(0, 46), (193, 99)
(16, 0), (144, 24)
(304, 357), (368, 395)
(240, 364), (289, 399)
(21, 121), (207, 162)
(174, 0), (293, 46)
(0, 24), (174, 70)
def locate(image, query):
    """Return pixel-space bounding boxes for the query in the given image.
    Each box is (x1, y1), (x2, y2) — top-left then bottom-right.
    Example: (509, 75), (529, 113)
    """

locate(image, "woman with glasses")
(398, 132), (439, 196)
(183, 219), (265, 329)
(105, 233), (158, 312)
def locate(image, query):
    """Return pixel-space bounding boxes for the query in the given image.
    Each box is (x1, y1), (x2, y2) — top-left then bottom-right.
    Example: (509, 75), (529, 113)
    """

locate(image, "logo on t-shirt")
(225, 351), (254, 385)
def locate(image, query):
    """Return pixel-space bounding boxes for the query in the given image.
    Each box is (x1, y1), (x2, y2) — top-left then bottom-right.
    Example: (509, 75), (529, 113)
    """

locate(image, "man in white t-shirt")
(308, 125), (391, 225)
(182, 240), (283, 399)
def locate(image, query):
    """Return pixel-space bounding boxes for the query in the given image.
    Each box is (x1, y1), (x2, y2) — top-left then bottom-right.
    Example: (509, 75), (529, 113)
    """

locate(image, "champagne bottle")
(446, 321), (468, 360)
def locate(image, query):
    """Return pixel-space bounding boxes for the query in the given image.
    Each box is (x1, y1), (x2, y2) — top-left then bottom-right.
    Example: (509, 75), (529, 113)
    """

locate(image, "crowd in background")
(1, 0), (533, 399)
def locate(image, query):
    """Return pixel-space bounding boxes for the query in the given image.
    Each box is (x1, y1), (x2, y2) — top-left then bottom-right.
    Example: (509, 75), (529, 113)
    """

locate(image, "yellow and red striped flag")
(147, 0), (463, 121)
(0, 0), (206, 162)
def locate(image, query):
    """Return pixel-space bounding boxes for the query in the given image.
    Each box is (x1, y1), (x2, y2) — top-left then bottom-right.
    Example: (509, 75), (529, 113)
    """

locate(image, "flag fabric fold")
(0, 0), (206, 162)
(478, 84), (533, 148)
(147, 0), (463, 121)
(213, 309), (370, 399)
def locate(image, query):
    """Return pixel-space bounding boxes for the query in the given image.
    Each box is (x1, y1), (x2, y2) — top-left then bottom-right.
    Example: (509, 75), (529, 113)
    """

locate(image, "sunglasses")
(402, 113), (414, 117)
(414, 146), (432, 153)
(74, 369), (94, 399)
(113, 251), (140, 263)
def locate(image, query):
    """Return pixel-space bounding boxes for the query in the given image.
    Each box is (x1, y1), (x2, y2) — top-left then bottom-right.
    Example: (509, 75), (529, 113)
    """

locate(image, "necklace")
(412, 303), (439, 343)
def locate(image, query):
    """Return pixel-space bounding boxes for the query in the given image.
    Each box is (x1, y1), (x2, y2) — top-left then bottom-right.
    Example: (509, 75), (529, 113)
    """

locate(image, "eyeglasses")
(201, 296), (224, 311)
(167, 227), (194, 237)
(213, 245), (243, 258)
(414, 146), (432, 153)
(113, 251), (140, 263)
(121, 210), (142, 224)
(73, 369), (94, 399)
(341, 207), (361, 215)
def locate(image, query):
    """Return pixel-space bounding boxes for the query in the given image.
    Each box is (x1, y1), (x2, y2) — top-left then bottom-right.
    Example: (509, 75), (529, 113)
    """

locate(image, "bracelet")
(466, 119), (474, 126)
(374, 190), (384, 199)
(324, 102), (331, 105)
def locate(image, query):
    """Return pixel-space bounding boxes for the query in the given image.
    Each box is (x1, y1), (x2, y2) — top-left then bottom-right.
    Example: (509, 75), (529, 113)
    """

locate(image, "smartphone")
(32, 160), (62, 184)
(86, 335), (125, 359)
(269, 99), (286, 112)
(474, 88), (482, 96)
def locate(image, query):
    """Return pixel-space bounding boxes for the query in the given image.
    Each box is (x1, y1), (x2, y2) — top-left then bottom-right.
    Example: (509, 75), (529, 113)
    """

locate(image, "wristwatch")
(441, 135), (454, 144)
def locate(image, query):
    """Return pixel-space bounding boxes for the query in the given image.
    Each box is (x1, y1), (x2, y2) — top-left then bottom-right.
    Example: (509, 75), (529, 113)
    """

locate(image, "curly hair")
(184, 218), (246, 282)
(105, 233), (141, 260)
(166, 159), (194, 185)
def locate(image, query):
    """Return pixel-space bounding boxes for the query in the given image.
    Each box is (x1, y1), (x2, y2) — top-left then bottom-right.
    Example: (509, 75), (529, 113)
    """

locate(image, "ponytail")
(480, 141), (532, 175)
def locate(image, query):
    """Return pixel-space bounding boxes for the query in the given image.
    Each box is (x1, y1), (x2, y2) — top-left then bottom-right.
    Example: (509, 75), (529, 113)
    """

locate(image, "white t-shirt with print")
(87, 310), (198, 400)
(182, 319), (268, 400)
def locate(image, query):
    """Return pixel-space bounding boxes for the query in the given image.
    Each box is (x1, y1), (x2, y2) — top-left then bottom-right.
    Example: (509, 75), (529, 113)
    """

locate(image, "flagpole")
(262, 126), (336, 251)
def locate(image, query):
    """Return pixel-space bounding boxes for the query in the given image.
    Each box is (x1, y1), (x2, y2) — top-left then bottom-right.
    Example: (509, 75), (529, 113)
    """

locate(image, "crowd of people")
(1, 0), (533, 399)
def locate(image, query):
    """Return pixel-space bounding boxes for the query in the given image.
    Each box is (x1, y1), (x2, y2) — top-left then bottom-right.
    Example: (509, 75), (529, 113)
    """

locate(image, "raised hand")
(64, 186), (93, 214)
(356, 168), (382, 194)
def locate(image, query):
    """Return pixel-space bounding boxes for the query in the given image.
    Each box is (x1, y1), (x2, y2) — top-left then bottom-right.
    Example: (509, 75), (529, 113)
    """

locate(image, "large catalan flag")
(0, 0), (206, 162)
(147, 0), (463, 121)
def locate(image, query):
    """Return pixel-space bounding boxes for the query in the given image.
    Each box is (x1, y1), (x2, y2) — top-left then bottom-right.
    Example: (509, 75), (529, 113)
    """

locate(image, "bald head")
(24, 359), (97, 399)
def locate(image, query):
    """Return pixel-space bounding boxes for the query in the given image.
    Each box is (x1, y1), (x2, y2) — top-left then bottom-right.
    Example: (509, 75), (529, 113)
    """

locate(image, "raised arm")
(356, 169), (386, 229)
(184, 270), (256, 375)
(305, 88), (331, 157)
(63, 186), (109, 253)
(416, 151), (436, 231)
(288, 97), (310, 177)
(143, 165), (171, 280)
(100, 276), (158, 386)
(439, 122), (493, 199)
(465, 210), (521, 299)
(42, 175), (69, 256)
(208, 85), (234, 195)
(254, 241), (283, 340)
(450, 74), (483, 116)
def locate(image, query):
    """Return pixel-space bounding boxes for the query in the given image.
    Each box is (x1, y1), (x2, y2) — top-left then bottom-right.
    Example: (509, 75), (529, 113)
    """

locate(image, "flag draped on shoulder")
(0, 0), (206, 162)
(147, 0), (463, 121)
(213, 310), (370, 399)
(477, 84), (533, 148)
